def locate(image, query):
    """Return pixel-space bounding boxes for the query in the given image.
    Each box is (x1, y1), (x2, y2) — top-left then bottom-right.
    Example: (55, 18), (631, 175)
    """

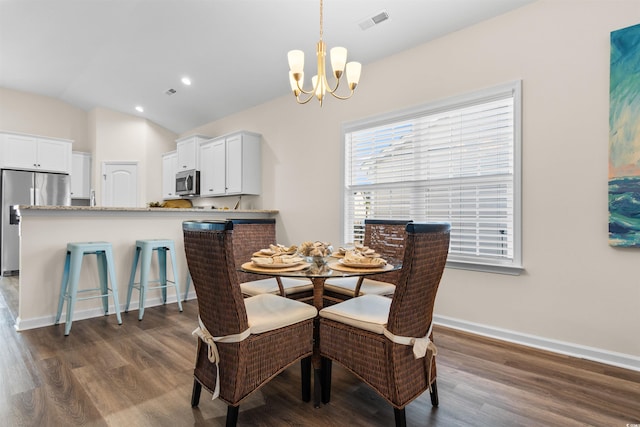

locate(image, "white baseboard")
(433, 314), (640, 373)
(15, 293), (185, 332)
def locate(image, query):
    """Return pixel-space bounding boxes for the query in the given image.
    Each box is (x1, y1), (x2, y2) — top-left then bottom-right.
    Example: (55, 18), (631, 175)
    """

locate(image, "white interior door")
(102, 162), (138, 207)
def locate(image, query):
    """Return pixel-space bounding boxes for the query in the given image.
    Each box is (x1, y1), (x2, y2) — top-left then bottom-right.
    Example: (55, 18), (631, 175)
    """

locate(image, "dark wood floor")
(0, 280), (639, 426)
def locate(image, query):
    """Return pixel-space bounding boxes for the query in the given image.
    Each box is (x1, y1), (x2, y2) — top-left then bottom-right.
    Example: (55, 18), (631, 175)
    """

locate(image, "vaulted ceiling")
(0, 0), (535, 133)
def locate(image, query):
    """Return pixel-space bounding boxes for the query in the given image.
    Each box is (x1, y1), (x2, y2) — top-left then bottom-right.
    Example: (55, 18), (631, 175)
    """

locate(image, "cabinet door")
(71, 152), (91, 198)
(37, 138), (72, 173)
(225, 134), (243, 195)
(177, 138), (198, 171)
(199, 142), (215, 196)
(2, 133), (38, 169)
(162, 151), (178, 199)
(211, 140), (227, 195)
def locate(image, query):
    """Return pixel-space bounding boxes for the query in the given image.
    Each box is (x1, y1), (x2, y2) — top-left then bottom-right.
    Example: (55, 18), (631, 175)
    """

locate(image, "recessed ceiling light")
(181, 77), (192, 86)
(135, 106), (144, 113)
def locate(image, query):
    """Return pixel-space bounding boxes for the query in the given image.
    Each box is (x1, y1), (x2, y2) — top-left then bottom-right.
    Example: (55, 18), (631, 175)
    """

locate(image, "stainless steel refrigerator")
(1, 169), (71, 276)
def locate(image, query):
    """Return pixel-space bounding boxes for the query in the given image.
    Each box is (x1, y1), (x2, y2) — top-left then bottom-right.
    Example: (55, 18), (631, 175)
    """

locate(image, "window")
(343, 81), (522, 275)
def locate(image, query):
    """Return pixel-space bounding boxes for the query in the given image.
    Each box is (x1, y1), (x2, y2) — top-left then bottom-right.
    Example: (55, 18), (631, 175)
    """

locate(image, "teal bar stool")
(125, 239), (183, 320)
(55, 241), (122, 336)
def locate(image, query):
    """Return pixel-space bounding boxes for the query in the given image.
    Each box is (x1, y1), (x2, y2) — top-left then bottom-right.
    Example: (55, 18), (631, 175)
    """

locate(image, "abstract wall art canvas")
(609, 23), (640, 247)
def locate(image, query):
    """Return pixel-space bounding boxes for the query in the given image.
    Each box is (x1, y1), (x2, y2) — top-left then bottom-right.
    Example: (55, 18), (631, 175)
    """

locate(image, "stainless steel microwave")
(176, 169), (200, 196)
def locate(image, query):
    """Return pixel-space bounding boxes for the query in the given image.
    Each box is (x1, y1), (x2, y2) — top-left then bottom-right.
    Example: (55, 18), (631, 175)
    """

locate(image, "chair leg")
(125, 246), (140, 313)
(321, 357), (332, 404)
(158, 247), (167, 304)
(394, 408), (407, 427)
(430, 379), (439, 407)
(191, 379), (202, 407)
(55, 252), (71, 324)
(226, 405), (239, 427)
(184, 271), (191, 301)
(301, 356), (311, 402)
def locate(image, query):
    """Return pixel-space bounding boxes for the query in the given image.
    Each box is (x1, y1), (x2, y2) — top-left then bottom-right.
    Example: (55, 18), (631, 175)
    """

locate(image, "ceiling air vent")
(165, 88), (177, 96)
(359, 10), (389, 31)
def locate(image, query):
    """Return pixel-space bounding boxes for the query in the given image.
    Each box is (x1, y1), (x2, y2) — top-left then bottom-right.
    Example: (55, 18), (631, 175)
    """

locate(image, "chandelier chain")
(319, 0), (323, 40)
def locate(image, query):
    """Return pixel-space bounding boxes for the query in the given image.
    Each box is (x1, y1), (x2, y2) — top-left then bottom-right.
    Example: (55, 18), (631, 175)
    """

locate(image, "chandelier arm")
(328, 90), (355, 101)
(295, 92), (317, 104)
(325, 77), (341, 95)
(295, 78), (321, 96)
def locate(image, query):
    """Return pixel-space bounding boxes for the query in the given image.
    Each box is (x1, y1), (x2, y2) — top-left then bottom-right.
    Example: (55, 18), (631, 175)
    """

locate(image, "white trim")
(15, 294), (182, 332)
(433, 314), (640, 372)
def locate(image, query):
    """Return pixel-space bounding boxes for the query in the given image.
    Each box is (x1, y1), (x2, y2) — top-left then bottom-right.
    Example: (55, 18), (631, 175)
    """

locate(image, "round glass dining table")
(239, 257), (402, 406)
(240, 257), (402, 311)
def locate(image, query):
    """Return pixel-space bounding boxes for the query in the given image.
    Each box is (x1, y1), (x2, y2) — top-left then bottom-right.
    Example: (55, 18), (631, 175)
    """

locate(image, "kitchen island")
(15, 206), (278, 331)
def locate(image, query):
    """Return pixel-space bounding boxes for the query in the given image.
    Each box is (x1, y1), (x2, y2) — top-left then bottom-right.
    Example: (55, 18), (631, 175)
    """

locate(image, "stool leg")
(158, 247), (167, 304)
(64, 249), (84, 335)
(96, 251), (109, 315)
(126, 246), (141, 312)
(55, 251), (71, 325)
(138, 245), (153, 320)
(167, 244), (183, 312)
(105, 246), (122, 325)
(184, 271), (191, 301)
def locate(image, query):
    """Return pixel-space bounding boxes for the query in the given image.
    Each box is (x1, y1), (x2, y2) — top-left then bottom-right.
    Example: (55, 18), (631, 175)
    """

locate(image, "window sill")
(446, 260), (524, 276)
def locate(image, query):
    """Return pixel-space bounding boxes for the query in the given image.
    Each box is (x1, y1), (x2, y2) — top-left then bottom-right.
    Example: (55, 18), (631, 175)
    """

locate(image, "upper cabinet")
(199, 131), (261, 197)
(176, 134), (210, 171)
(199, 139), (226, 196)
(71, 151), (91, 199)
(0, 132), (72, 173)
(162, 151), (179, 200)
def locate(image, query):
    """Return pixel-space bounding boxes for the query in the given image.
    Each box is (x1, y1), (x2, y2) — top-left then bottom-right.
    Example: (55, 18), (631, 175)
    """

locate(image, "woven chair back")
(231, 219), (278, 284)
(183, 220), (249, 337)
(363, 219), (413, 285)
(387, 222), (450, 339)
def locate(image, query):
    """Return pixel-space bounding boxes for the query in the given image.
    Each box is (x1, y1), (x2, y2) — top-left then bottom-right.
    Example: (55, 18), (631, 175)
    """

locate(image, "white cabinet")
(176, 134), (209, 171)
(199, 139), (225, 196)
(71, 152), (91, 199)
(199, 131), (261, 197)
(162, 151), (179, 199)
(0, 132), (72, 173)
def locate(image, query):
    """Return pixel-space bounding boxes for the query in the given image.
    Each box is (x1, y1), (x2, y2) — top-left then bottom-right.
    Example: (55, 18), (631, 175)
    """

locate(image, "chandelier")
(287, 0), (362, 105)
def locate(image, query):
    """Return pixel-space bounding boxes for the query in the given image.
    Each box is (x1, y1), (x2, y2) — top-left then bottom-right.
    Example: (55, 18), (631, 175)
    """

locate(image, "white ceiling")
(0, 0), (534, 134)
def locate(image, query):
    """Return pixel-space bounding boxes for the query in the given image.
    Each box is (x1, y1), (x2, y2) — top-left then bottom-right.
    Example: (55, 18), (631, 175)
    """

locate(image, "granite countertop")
(18, 205), (278, 213)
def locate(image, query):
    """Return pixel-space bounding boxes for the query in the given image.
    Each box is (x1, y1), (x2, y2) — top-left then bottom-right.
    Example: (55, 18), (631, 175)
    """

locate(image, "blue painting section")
(609, 176), (640, 246)
(609, 23), (640, 247)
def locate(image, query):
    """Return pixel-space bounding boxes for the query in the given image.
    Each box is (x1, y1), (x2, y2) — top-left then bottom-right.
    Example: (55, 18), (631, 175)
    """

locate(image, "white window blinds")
(344, 81), (522, 273)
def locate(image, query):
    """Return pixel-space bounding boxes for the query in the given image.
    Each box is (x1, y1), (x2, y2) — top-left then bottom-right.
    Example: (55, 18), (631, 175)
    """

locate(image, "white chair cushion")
(323, 277), (395, 296)
(319, 294), (391, 334)
(245, 294), (317, 334)
(240, 277), (313, 296)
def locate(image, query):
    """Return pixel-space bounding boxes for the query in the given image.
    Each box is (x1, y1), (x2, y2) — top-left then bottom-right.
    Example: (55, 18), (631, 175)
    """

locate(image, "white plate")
(252, 261), (303, 269)
(339, 259), (386, 268)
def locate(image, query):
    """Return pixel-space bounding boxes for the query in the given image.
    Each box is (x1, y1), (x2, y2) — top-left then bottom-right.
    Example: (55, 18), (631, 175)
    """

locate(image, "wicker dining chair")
(323, 219), (412, 304)
(230, 218), (314, 301)
(183, 220), (317, 426)
(319, 222), (450, 427)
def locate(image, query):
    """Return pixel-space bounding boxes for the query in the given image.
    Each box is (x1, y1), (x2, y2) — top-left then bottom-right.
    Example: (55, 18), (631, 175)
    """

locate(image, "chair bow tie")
(192, 316), (250, 399)
(383, 323), (438, 392)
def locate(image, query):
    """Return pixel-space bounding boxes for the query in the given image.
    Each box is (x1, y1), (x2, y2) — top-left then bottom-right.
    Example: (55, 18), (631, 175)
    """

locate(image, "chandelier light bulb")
(346, 62), (362, 89)
(330, 47), (347, 77)
(288, 50), (305, 74)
